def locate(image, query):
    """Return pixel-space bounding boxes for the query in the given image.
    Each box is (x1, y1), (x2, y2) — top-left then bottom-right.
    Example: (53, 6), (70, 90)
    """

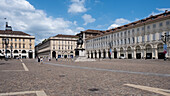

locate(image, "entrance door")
(52, 51), (56, 58)
(64, 55), (67, 58)
(158, 53), (165, 59)
(146, 53), (152, 59)
(29, 52), (33, 59)
(114, 52), (117, 58)
(128, 54), (132, 59)
(136, 53), (141, 59)
(75, 50), (79, 56)
(99, 51), (101, 58)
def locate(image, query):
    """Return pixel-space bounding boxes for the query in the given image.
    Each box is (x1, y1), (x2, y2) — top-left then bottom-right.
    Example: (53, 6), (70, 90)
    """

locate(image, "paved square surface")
(0, 59), (170, 96)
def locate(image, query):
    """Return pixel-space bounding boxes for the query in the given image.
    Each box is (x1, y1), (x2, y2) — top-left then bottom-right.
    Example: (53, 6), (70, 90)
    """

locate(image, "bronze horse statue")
(77, 34), (83, 48)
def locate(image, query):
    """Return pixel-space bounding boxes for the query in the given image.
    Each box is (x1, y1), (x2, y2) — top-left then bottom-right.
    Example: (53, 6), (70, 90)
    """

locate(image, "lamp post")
(161, 32), (170, 61)
(2, 38), (9, 59)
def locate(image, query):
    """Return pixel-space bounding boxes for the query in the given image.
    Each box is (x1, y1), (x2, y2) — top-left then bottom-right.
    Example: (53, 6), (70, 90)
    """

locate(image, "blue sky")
(0, 0), (170, 44)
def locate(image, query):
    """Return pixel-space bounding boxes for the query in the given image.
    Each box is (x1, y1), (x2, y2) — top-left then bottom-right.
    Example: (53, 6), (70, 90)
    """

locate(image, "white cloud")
(108, 24), (119, 30)
(149, 8), (170, 16)
(156, 8), (170, 12)
(82, 14), (96, 25)
(0, 0), (84, 45)
(108, 18), (130, 29)
(68, 0), (87, 13)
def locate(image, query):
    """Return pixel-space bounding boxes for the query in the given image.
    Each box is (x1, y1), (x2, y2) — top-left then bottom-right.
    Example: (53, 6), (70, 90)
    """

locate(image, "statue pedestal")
(74, 48), (95, 62)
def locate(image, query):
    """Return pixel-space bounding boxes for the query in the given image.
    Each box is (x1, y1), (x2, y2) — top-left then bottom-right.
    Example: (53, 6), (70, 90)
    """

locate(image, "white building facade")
(86, 11), (170, 59)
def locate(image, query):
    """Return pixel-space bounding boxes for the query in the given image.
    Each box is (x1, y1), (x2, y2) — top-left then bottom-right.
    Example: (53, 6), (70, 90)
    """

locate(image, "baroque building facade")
(86, 11), (170, 59)
(0, 30), (35, 59)
(35, 34), (78, 59)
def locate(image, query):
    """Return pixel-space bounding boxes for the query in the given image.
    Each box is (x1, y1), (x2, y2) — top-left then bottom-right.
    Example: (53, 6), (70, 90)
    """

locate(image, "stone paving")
(0, 59), (170, 96)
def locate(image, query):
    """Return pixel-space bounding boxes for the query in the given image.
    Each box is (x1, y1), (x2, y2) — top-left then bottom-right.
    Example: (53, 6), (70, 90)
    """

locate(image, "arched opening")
(22, 50), (27, 59)
(114, 48), (117, 59)
(6, 50), (10, 53)
(28, 51), (33, 59)
(91, 51), (93, 58)
(146, 44), (152, 59)
(99, 50), (101, 58)
(87, 51), (89, 58)
(22, 50), (26, 53)
(95, 50), (97, 58)
(0, 50), (2, 53)
(157, 43), (164, 59)
(14, 50), (18, 53)
(52, 51), (56, 58)
(127, 47), (132, 59)
(103, 50), (106, 59)
(120, 47), (124, 57)
(108, 49), (111, 59)
(136, 46), (141, 59)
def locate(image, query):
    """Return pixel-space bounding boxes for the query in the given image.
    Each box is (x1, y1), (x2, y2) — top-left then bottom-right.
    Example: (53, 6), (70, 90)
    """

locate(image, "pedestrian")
(38, 57), (40, 62)
(40, 57), (43, 64)
(56, 57), (58, 61)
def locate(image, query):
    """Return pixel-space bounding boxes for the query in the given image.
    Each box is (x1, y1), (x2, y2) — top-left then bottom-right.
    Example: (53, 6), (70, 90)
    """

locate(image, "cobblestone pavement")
(0, 59), (170, 96)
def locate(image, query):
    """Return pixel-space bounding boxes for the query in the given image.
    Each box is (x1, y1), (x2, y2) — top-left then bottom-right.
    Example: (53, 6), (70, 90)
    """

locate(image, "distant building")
(76, 29), (105, 49)
(86, 10), (170, 59)
(0, 23), (35, 59)
(35, 34), (78, 59)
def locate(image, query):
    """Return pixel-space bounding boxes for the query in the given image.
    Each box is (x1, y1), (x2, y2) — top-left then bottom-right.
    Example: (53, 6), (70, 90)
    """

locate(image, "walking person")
(40, 57), (43, 64)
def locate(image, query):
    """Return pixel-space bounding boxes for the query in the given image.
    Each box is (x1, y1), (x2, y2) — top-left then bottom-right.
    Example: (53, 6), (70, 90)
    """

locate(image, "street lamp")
(161, 32), (170, 61)
(2, 38), (9, 59)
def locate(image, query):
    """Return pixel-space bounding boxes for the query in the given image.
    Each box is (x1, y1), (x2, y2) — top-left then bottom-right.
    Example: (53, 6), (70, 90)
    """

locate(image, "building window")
(121, 39), (123, 45)
(147, 25), (150, 29)
(159, 22), (163, 27)
(15, 43), (17, 48)
(137, 37), (139, 43)
(124, 39), (126, 44)
(23, 44), (25, 48)
(142, 36), (145, 42)
(30, 45), (32, 49)
(2, 44), (4, 48)
(132, 37), (135, 43)
(11, 38), (13, 41)
(142, 27), (144, 30)
(137, 28), (140, 31)
(153, 34), (155, 41)
(23, 39), (25, 42)
(128, 38), (130, 44)
(117, 40), (119, 45)
(153, 24), (156, 28)
(166, 21), (169, 25)
(124, 31), (126, 36)
(147, 35), (150, 41)
(15, 38), (17, 41)
(59, 46), (60, 50)
(30, 39), (31, 42)
(19, 39), (21, 42)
